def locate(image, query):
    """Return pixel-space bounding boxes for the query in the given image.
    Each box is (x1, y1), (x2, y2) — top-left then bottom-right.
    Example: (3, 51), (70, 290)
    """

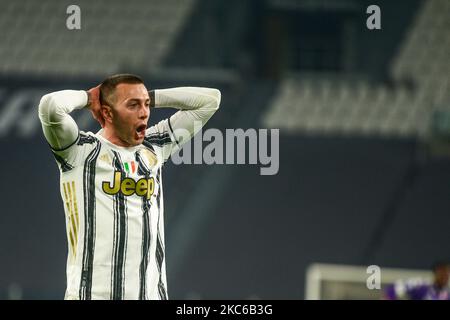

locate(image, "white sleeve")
(38, 90), (100, 171)
(145, 87), (221, 162)
(38, 90), (88, 150)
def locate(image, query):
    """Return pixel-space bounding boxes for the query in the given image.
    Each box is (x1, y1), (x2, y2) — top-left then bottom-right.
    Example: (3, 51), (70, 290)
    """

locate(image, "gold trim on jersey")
(71, 181), (80, 241)
(63, 181), (79, 259)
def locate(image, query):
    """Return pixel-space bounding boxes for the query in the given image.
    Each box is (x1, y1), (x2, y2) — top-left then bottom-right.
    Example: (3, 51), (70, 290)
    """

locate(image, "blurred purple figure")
(384, 262), (450, 300)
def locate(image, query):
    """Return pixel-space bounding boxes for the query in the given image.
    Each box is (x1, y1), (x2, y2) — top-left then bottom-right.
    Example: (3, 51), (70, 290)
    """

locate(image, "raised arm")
(144, 87), (220, 162)
(153, 86), (221, 142)
(38, 86), (103, 150)
(38, 90), (87, 150)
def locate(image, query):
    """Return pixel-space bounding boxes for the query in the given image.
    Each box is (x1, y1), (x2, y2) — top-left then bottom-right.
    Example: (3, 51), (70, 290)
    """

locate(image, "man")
(38, 74), (221, 300)
(383, 262), (450, 300)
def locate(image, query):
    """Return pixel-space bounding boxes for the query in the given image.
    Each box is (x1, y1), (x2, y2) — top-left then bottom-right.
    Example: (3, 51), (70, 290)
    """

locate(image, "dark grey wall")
(169, 135), (450, 299)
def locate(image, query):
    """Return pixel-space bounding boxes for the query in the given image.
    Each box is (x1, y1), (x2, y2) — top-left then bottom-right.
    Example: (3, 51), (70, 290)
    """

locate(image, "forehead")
(115, 83), (149, 101)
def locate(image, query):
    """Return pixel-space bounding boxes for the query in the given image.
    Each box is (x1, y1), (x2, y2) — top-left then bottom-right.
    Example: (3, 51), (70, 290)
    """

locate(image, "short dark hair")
(432, 261), (449, 272)
(99, 73), (144, 107)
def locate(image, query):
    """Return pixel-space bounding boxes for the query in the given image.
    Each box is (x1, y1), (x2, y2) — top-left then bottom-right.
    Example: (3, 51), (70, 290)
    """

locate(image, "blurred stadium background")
(0, 0), (449, 299)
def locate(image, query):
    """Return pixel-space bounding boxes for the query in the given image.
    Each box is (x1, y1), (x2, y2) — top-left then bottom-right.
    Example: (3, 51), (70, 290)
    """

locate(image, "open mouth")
(136, 124), (146, 133)
(135, 124), (147, 138)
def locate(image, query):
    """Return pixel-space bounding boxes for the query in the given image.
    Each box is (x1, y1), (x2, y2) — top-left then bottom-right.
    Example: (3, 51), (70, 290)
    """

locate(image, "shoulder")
(77, 131), (99, 146)
(144, 119), (177, 150)
(143, 133), (172, 149)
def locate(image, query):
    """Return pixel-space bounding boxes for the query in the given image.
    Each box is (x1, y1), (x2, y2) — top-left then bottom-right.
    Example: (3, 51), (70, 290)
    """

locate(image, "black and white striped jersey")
(38, 87), (221, 299)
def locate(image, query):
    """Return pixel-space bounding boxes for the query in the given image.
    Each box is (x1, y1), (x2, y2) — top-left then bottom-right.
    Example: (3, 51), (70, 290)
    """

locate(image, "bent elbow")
(38, 93), (60, 123)
(210, 88), (221, 111)
(38, 94), (52, 121)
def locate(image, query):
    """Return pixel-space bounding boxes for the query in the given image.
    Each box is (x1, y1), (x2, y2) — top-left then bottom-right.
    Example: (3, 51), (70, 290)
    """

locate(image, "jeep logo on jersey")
(102, 171), (155, 199)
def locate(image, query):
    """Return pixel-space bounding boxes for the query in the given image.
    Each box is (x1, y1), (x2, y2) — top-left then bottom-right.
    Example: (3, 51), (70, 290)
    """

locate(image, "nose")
(139, 104), (149, 119)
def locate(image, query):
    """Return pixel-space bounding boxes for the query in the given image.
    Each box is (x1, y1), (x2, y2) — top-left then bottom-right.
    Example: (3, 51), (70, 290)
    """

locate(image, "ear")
(101, 105), (113, 123)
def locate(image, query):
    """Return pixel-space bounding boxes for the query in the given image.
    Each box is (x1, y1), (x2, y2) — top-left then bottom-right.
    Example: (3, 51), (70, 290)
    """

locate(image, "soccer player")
(38, 74), (221, 300)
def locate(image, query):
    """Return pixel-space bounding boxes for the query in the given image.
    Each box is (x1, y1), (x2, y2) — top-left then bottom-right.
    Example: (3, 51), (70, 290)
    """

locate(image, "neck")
(101, 126), (131, 147)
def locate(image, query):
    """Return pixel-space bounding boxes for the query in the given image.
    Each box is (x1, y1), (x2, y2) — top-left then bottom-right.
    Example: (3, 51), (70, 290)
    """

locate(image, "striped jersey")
(38, 87), (221, 299)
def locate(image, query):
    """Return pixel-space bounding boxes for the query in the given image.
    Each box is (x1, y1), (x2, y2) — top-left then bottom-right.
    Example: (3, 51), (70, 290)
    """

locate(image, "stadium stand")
(262, 0), (450, 138)
(0, 0), (195, 76)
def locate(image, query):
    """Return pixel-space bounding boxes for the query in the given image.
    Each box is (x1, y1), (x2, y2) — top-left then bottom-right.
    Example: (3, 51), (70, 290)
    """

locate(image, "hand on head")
(87, 85), (105, 128)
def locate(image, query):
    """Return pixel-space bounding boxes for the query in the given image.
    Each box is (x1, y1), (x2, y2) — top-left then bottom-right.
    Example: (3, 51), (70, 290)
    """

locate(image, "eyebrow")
(127, 98), (150, 103)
